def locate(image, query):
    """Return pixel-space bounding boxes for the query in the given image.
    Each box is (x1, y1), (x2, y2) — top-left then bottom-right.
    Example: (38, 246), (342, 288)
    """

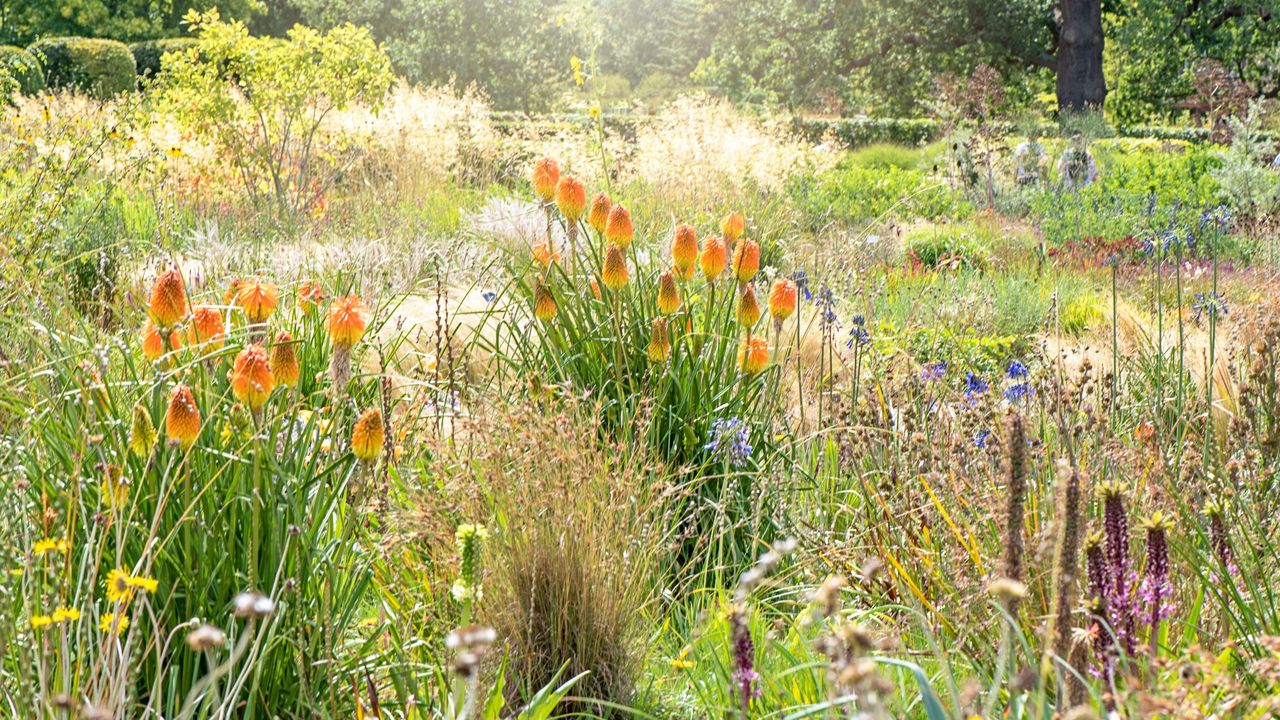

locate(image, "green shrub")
(129, 37), (199, 79)
(27, 37), (137, 98)
(0, 45), (45, 94)
(793, 160), (972, 228)
(903, 223), (989, 270)
(845, 142), (925, 170)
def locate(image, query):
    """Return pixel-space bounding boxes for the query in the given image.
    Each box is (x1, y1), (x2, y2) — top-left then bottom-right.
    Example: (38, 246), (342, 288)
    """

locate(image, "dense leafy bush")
(845, 142), (928, 170)
(793, 159), (972, 228)
(27, 37), (136, 98)
(903, 223), (990, 270)
(129, 37), (199, 78)
(0, 45), (44, 94)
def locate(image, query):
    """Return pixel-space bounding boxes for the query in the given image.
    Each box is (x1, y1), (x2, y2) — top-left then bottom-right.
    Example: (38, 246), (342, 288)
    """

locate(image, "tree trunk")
(1055, 0), (1106, 112)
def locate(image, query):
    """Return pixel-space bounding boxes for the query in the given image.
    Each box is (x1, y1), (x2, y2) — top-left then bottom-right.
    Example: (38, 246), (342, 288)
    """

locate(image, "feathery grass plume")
(187, 306), (225, 350)
(647, 318), (671, 363)
(532, 239), (560, 267)
(732, 238), (760, 284)
(701, 235), (728, 280)
(328, 294), (368, 395)
(1139, 512), (1174, 653)
(1098, 481), (1136, 655)
(768, 278), (797, 322)
(605, 203), (634, 250)
(533, 281), (558, 322)
(737, 283), (761, 328)
(269, 331), (300, 388)
(141, 320), (181, 361)
(231, 345), (275, 413)
(672, 223), (699, 279)
(236, 278), (279, 324)
(452, 524), (489, 604)
(1002, 411), (1028, 601)
(164, 383), (201, 449)
(1047, 459), (1085, 695)
(351, 407), (385, 463)
(1204, 499), (1237, 580)
(587, 191), (611, 235)
(297, 280), (325, 316)
(721, 211), (745, 243)
(656, 271), (681, 315)
(602, 244), (629, 290)
(149, 268), (188, 328)
(128, 404), (157, 458)
(531, 157), (559, 201)
(738, 336), (769, 375)
(555, 175), (586, 221)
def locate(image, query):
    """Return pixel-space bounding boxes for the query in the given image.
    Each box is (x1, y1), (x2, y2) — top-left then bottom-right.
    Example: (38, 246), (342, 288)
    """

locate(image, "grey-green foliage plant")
(1211, 101), (1280, 222)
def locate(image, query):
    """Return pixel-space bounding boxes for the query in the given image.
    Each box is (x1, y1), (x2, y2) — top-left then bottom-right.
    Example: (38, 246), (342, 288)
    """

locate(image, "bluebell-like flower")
(1004, 383), (1033, 404)
(791, 270), (813, 301)
(705, 417), (752, 467)
(1192, 292), (1228, 322)
(845, 316), (869, 349)
(964, 372), (988, 400)
(481, 290), (497, 303)
(921, 361), (947, 382)
(973, 429), (992, 448)
(1006, 360), (1028, 380)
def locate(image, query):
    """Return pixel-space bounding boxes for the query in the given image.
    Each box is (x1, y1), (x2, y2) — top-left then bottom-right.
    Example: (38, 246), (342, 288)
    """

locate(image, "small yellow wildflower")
(105, 569), (156, 602)
(52, 607), (81, 623)
(30, 615), (52, 629)
(129, 575), (159, 594)
(667, 646), (694, 669)
(34, 538), (70, 555)
(100, 612), (129, 636)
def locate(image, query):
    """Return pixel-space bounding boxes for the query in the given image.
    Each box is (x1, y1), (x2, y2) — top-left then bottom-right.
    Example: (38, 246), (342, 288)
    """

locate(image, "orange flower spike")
(590, 278), (602, 300)
(601, 244), (629, 291)
(732, 238), (760, 283)
(270, 331), (300, 388)
(604, 204), (634, 250)
(738, 336), (769, 375)
(141, 320), (181, 361)
(531, 157), (560, 202)
(236, 278), (279, 324)
(532, 239), (560, 267)
(587, 192), (611, 234)
(351, 407), (385, 463)
(230, 345), (275, 411)
(737, 284), (762, 328)
(223, 278), (243, 306)
(671, 224), (699, 279)
(721, 211), (745, 243)
(327, 295), (368, 350)
(647, 318), (671, 363)
(164, 383), (201, 449)
(656, 271), (681, 315)
(188, 306), (226, 349)
(297, 281), (325, 316)
(555, 176), (587, 222)
(533, 283), (558, 322)
(149, 269), (188, 328)
(700, 236), (728, 281)
(768, 278), (798, 321)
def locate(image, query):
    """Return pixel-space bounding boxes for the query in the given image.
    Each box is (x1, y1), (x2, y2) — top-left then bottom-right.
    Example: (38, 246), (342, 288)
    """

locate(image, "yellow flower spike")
(656, 271), (681, 315)
(700, 236), (728, 281)
(604, 204), (634, 250)
(732, 238), (761, 284)
(148, 268), (188, 328)
(601, 244), (629, 291)
(647, 318), (671, 363)
(230, 345), (275, 412)
(587, 192), (611, 235)
(531, 157), (559, 201)
(533, 282), (558, 322)
(351, 408), (385, 463)
(737, 284), (762, 328)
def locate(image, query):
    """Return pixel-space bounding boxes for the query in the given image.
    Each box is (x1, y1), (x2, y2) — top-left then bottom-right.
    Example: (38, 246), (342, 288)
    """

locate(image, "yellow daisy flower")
(30, 615), (53, 629)
(100, 612), (129, 636)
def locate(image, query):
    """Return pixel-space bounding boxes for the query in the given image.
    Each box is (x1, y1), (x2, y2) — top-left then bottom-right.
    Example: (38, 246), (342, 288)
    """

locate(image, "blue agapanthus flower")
(1004, 383), (1033, 404)
(705, 417), (752, 467)
(1007, 360), (1028, 380)
(1193, 292), (1228, 322)
(973, 429), (992, 448)
(921, 361), (947, 383)
(846, 316), (869, 348)
(964, 372), (989, 399)
(791, 270), (813, 302)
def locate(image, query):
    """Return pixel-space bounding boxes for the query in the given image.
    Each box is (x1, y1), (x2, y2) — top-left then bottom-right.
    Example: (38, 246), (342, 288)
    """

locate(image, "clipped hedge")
(27, 37), (136, 98)
(130, 38), (199, 79)
(1, 46), (45, 95)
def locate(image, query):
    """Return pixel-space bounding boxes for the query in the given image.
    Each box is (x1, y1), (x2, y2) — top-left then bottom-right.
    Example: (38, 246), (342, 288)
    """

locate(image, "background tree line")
(2, 0), (1277, 122)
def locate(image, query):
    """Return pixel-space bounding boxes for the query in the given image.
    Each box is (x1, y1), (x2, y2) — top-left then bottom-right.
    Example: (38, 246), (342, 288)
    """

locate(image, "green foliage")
(903, 223), (990, 270)
(1211, 104), (1280, 221)
(129, 37), (201, 79)
(0, 45), (44, 94)
(845, 143), (929, 170)
(793, 159), (972, 229)
(0, 0), (262, 47)
(156, 10), (394, 215)
(27, 37), (137, 98)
